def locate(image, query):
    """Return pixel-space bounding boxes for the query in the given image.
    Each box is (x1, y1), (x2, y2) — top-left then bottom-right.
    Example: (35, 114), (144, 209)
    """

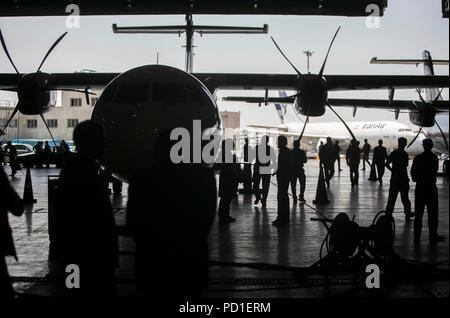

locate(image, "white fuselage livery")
(279, 120), (426, 155)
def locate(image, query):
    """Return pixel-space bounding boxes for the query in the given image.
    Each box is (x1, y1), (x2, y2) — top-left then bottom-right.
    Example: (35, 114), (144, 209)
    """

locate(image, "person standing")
(5, 141), (18, 177)
(253, 136), (275, 207)
(242, 138), (253, 194)
(346, 139), (361, 187)
(385, 137), (414, 218)
(0, 166), (24, 299)
(372, 139), (388, 185)
(33, 141), (44, 168)
(54, 120), (118, 296)
(127, 130), (216, 297)
(361, 139), (371, 170)
(217, 139), (241, 224)
(319, 137), (336, 188)
(291, 140), (307, 202)
(43, 141), (52, 168)
(334, 140), (342, 172)
(273, 136), (292, 226)
(411, 139), (445, 243)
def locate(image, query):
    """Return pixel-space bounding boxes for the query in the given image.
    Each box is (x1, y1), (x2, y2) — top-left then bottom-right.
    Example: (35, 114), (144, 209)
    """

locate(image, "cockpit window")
(152, 83), (189, 103)
(115, 83), (149, 103)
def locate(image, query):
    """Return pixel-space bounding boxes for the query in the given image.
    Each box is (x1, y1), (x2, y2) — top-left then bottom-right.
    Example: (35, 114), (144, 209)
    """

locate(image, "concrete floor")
(4, 159), (449, 298)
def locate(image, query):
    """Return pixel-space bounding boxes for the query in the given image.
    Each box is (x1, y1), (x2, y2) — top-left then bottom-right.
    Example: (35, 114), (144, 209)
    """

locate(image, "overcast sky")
(0, 0), (448, 127)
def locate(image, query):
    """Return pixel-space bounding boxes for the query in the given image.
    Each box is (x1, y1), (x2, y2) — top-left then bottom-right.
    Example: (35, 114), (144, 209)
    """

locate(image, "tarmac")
(4, 159), (449, 298)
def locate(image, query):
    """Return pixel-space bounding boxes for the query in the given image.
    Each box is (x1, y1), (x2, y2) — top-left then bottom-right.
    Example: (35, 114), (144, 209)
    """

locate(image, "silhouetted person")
(411, 139), (445, 242)
(291, 140), (307, 202)
(334, 140), (342, 172)
(0, 166), (24, 299)
(253, 136), (274, 207)
(273, 136), (292, 226)
(5, 141), (18, 177)
(44, 141), (52, 168)
(385, 137), (414, 218)
(127, 130), (216, 297)
(54, 120), (118, 296)
(217, 139), (241, 224)
(346, 139), (361, 187)
(59, 140), (71, 167)
(319, 137), (336, 187)
(242, 138), (253, 194)
(33, 141), (43, 168)
(373, 139), (388, 185)
(361, 139), (371, 170)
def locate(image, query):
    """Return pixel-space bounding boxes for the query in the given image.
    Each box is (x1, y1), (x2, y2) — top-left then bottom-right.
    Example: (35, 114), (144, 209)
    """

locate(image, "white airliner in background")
(243, 92), (426, 156)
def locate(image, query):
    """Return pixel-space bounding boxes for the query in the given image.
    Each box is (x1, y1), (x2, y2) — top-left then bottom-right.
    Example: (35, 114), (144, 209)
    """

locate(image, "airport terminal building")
(0, 92), (241, 142)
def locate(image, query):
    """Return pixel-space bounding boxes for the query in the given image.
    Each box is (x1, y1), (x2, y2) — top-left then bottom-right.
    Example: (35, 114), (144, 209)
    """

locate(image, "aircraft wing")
(329, 99), (449, 112)
(1, 72), (448, 93)
(0, 73), (120, 90)
(194, 73), (449, 92)
(223, 96), (450, 112)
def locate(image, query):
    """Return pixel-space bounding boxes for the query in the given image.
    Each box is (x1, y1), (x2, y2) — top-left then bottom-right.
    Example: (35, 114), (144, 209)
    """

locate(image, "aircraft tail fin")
(274, 91), (288, 125)
(422, 51), (444, 101)
(371, 51), (449, 101)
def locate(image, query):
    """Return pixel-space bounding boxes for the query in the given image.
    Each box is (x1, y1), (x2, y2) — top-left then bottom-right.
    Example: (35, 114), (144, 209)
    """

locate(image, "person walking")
(411, 139), (445, 242)
(346, 139), (361, 187)
(273, 136), (292, 226)
(385, 137), (415, 218)
(291, 140), (307, 202)
(361, 139), (371, 170)
(372, 139), (388, 185)
(319, 137), (336, 188)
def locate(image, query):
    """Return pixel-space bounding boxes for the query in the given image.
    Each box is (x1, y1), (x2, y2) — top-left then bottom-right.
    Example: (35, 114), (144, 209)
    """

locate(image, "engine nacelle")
(295, 96), (326, 116)
(409, 110), (436, 128)
(295, 75), (328, 117)
(17, 73), (51, 115)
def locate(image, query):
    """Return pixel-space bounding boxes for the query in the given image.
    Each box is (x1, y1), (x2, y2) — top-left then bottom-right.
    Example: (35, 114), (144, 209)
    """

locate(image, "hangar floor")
(4, 160), (449, 298)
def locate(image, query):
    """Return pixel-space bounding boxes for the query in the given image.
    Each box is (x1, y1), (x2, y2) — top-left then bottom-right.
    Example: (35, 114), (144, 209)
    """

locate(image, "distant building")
(0, 90), (101, 141)
(1, 94), (241, 142)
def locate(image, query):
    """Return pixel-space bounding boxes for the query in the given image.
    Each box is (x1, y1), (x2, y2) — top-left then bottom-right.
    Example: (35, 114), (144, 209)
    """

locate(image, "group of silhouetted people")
(54, 121), (215, 297)
(0, 120), (446, 299)
(218, 135), (308, 226)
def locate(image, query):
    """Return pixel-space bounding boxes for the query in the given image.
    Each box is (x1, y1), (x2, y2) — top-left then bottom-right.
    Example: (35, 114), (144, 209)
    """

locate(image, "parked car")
(1, 143), (34, 163)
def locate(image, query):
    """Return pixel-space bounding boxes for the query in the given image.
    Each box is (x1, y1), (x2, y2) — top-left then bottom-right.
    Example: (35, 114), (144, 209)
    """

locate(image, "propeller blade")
(0, 103), (20, 138)
(36, 32), (68, 73)
(319, 26), (341, 77)
(0, 28), (20, 74)
(39, 113), (57, 149)
(434, 119), (449, 151)
(433, 88), (444, 104)
(327, 103), (356, 141)
(85, 87), (92, 105)
(298, 115), (309, 142)
(270, 36), (303, 77)
(407, 127), (423, 149)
